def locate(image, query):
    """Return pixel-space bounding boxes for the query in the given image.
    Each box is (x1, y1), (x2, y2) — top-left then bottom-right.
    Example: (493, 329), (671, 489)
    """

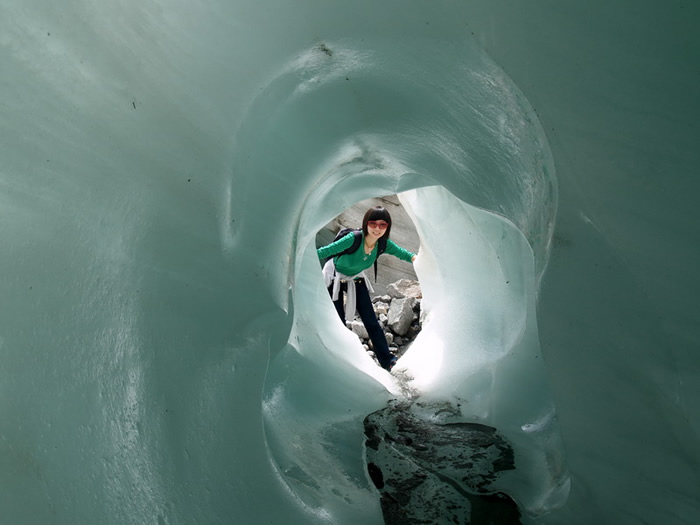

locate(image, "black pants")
(329, 278), (394, 369)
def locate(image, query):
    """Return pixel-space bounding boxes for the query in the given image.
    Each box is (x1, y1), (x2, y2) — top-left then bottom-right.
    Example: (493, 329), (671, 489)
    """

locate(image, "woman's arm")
(385, 239), (416, 263)
(316, 232), (355, 261)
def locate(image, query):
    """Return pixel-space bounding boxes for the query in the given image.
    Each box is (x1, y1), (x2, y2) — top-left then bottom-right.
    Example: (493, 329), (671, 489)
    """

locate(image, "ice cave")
(1, 1), (698, 524)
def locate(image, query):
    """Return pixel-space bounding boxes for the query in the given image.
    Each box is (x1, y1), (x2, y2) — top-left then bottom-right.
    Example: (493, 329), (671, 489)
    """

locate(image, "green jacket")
(317, 232), (415, 276)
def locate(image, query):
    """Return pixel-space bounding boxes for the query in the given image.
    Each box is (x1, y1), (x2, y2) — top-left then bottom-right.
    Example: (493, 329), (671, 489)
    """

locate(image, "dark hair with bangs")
(362, 206), (392, 239)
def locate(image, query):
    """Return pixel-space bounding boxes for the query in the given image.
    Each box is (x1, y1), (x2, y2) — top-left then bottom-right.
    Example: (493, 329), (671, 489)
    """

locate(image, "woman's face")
(366, 219), (389, 241)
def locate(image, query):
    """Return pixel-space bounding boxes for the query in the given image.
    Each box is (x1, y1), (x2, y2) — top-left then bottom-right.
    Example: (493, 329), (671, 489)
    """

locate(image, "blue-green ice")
(1, 1), (698, 523)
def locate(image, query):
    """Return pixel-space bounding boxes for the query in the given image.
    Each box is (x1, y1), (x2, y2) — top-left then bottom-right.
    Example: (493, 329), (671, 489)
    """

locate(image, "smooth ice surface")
(1, 1), (699, 524)
(268, 184), (566, 520)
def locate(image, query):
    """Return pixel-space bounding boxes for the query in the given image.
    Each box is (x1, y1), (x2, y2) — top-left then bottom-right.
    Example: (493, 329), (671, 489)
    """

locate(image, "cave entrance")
(240, 30), (568, 522)
(265, 183), (567, 521)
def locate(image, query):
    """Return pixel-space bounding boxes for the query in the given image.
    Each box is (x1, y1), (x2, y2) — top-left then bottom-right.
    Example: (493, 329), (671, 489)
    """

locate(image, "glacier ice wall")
(1, 1), (699, 524)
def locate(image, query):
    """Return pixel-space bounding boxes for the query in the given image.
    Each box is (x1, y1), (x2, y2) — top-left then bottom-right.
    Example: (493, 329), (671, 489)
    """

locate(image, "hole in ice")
(242, 33), (567, 520)
(263, 184), (565, 521)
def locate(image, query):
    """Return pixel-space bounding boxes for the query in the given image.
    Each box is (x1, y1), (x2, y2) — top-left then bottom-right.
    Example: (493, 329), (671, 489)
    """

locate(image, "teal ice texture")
(1, 1), (699, 524)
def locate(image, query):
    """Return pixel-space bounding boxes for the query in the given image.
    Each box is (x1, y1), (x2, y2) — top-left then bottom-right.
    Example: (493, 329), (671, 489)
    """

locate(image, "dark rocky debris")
(363, 400), (521, 524)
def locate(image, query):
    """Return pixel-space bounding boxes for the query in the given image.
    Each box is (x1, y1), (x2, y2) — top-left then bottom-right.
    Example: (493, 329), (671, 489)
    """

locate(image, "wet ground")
(363, 398), (522, 525)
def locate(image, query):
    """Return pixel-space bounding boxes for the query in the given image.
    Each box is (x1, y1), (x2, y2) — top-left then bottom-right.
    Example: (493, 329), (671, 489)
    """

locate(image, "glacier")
(1, 1), (699, 524)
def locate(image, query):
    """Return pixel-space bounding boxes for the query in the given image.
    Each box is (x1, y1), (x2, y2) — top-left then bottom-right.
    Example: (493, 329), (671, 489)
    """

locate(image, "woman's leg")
(354, 279), (395, 369)
(328, 283), (346, 322)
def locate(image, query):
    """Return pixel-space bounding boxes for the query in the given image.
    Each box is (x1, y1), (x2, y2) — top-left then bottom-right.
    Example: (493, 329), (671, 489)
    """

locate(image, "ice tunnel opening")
(262, 183), (568, 520)
(287, 184), (544, 397)
(305, 190), (537, 394)
(244, 38), (568, 520)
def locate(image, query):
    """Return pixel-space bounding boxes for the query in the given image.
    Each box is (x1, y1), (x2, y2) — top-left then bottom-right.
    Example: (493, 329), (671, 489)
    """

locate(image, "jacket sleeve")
(384, 240), (415, 263)
(317, 232), (355, 261)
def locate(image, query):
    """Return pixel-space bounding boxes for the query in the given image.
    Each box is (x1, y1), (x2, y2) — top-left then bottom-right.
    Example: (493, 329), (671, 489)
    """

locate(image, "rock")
(388, 297), (416, 335)
(350, 320), (369, 340)
(374, 301), (390, 316)
(363, 401), (520, 525)
(386, 279), (422, 300)
(332, 278), (425, 361)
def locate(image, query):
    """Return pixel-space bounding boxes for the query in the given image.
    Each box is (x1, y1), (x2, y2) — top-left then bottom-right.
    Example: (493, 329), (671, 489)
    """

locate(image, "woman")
(317, 206), (417, 371)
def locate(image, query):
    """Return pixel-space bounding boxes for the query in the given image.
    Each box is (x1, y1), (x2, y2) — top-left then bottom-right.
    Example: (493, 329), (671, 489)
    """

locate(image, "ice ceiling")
(1, 1), (699, 524)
